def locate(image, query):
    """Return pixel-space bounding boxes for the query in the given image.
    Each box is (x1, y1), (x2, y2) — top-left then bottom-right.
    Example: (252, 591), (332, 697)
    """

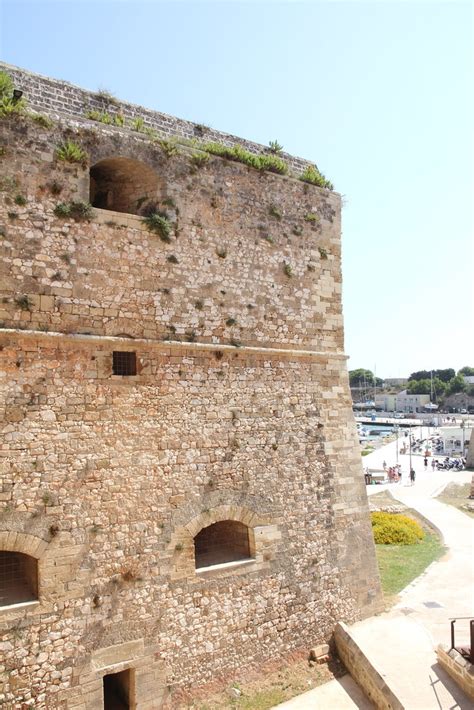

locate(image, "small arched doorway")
(90, 157), (158, 215)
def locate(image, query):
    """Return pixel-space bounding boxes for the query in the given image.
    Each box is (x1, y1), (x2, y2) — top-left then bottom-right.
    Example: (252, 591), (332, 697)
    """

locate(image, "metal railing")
(450, 618), (474, 663)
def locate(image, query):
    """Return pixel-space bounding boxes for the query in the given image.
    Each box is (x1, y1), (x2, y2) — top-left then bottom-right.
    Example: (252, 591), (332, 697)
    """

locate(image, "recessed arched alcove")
(194, 520), (253, 569)
(89, 157), (158, 215)
(0, 551), (38, 607)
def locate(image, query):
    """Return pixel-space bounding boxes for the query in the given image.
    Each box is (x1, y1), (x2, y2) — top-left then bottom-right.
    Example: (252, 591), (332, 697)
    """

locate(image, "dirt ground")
(172, 650), (346, 709)
(436, 482), (474, 518)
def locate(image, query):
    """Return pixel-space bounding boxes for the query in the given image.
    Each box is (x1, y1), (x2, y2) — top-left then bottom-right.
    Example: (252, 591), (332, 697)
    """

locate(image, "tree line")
(349, 366), (474, 401)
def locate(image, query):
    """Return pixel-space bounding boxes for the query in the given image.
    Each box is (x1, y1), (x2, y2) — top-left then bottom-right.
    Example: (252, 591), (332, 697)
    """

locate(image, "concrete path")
(274, 430), (474, 709)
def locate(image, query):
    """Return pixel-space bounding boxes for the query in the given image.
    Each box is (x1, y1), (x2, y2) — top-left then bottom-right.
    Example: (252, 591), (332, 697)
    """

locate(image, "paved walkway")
(274, 430), (474, 709)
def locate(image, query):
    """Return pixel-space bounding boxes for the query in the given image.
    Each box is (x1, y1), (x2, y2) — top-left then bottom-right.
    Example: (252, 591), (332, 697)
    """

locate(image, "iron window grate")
(112, 351), (137, 376)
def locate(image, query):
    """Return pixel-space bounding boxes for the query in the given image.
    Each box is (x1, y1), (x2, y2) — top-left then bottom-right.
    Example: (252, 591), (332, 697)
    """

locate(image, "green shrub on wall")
(371, 511), (424, 545)
(0, 71), (26, 118)
(299, 164), (333, 190)
(56, 141), (87, 166)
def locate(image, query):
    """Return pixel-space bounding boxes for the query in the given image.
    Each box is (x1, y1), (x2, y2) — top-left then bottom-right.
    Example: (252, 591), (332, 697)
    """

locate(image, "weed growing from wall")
(201, 142), (288, 175)
(268, 204), (282, 220)
(143, 212), (173, 242)
(56, 141), (87, 166)
(0, 71), (27, 117)
(268, 140), (283, 154)
(190, 152), (210, 168)
(30, 113), (54, 128)
(14, 295), (32, 311)
(158, 139), (179, 158)
(299, 165), (333, 190)
(54, 201), (93, 221)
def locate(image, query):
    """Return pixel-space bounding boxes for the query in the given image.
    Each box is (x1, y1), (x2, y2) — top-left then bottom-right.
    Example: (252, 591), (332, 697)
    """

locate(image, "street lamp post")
(409, 432), (413, 474)
(394, 425), (399, 465)
(461, 420), (466, 455)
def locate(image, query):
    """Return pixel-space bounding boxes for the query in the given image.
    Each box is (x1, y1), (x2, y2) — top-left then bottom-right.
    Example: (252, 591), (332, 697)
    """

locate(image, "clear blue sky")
(1, 0), (472, 378)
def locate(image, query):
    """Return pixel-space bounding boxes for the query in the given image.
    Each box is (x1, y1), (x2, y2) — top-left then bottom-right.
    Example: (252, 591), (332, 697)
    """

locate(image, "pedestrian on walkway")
(431, 459), (436, 471)
(383, 460), (387, 470)
(410, 468), (416, 485)
(424, 457), (428, 469)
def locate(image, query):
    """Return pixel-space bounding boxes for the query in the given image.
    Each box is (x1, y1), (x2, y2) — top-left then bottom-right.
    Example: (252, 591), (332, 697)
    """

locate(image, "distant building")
(375, 394), (397, 411)
(463, 375), (474, 385)
(374, 391), (431, 413)
(439, 426), (472, 455)
(395, 391), (431, 413)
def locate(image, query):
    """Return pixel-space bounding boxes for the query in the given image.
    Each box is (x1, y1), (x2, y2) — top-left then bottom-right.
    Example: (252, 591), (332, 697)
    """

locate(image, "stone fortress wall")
(0, 63), (382, 709)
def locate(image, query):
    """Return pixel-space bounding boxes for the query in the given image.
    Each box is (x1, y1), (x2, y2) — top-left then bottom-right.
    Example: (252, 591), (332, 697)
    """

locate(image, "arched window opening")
(90, 157), (158, 215)
(0, 551), (38, 607)
(194, 520), (253, 569)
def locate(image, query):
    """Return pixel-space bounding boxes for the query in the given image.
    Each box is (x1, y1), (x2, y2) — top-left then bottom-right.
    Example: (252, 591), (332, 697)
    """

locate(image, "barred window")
(0, 551), (38, 607)
(194, 521), (252, 569)
(112, 351), (137, 376)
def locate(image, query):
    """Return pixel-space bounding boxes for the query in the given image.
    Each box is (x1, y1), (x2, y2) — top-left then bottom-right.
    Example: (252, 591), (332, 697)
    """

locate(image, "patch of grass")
(201, 142), (288, 175)
(257, 153), (288, 175)
(0, 176), (17, 192)
(190, 152), (210, 168)
(436, 482), (474, 518)
(86, 110), (124, 127)
(167, 254), (179, 264)
(194, 652), (345, 710)
(283, 262), (293, 278)
(56, 140), (87, 165)
(268, 204), (282, 220)
(216, 247), (227, 259)
(318, 247), (328, 259)
(292, 225), (303, 236)
(54, 201), (93, 221)
(225, 317), (237, 327)
(30, 113), (54, 128)
(158, 138), (179, 158)
(304, 212), (319, 223)
(131, 117), (145, 132)
(143, 212), (173, 242)
(14, 194), (26, 206)
(375, 530), (445, 597)
(299, 164), (333, 190)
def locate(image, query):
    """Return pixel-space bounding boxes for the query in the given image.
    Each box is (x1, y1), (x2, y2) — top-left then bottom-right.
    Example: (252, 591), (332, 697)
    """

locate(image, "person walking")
(410, 468), (416, 485)
(431, 459), (436, 471)
(424, 457), (428, 469)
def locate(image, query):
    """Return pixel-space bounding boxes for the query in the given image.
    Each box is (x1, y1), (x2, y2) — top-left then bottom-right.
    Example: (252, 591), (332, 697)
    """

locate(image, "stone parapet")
(436, 644), (474, 700)
(334, 622), (404, 710)
(0, 61), (317, 176)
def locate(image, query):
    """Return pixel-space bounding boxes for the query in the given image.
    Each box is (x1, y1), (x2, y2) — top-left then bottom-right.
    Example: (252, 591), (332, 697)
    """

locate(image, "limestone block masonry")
(0, 64), (382, 709)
